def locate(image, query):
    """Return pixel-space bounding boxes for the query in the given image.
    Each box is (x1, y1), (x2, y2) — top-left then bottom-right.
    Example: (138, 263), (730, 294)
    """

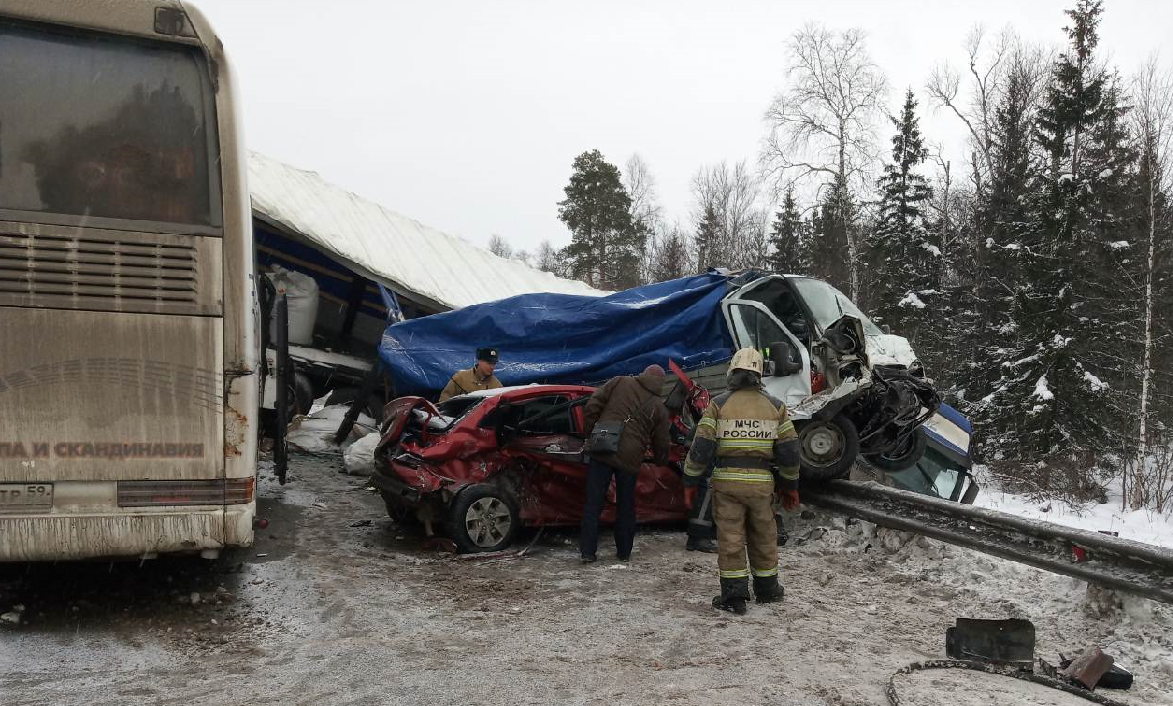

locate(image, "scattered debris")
(1061, 646), (1115, 690)
(256, 553), (268, 558)
(945, 618), (1036, 669)
(342, 433), (379, 476)
(349, 519), (373, 528)
(189, 592), (201, 606)
(256, 518), (270, 529)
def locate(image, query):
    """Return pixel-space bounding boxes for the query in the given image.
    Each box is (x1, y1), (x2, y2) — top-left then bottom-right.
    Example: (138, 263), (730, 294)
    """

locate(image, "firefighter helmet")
(729, 347), (764, 376)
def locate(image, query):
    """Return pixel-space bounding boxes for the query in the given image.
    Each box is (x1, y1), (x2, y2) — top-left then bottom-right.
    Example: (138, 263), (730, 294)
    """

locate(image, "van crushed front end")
(789, 314), (941, 477)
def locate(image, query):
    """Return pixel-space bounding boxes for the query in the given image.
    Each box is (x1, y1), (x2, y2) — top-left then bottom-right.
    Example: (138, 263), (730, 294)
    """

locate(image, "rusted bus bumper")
(0, 504), (254, 561)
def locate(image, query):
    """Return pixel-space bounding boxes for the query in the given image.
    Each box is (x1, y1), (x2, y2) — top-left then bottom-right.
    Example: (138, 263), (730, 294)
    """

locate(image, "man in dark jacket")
(579, 364), (671, 563)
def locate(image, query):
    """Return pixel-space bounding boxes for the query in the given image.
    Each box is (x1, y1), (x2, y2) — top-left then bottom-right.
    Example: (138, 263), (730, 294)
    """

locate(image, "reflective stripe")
(712, 470), (774, 483)
(697, 417), (718, 431)
(683, 465), (706, 477)
(752, 567), (778, 578)
(718, 439), (775, 449)
(778, 420), (795, 437)
(719, 568), (749, 579)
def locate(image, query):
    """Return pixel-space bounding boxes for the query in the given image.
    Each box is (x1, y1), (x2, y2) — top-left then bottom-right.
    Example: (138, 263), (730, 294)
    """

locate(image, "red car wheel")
(447, 485), (519, 553)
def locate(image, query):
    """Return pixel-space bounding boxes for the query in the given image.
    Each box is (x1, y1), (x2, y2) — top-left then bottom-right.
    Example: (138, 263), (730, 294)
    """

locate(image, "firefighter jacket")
(681, 387), (801, 490)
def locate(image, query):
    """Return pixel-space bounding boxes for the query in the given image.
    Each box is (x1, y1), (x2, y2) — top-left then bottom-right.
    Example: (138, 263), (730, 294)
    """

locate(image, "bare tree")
(624, 154), (664, 284)
(624, 154), (663, 233)
(691, 160), (768, 271)
(762, 23), (888, 299)
(512, 250), (532, 266)
(926, 26), (1051, 195)
(1127, 55), (1173, 510)
(488, 234), (513, 259)
(534, 240), (561, 274)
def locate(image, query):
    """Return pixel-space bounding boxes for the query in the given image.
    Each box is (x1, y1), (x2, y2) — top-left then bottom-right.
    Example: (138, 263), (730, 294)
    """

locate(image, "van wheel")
(864, 428), (928, 471)
(797, 415), (860, 482)
(447, 485), (519, 553)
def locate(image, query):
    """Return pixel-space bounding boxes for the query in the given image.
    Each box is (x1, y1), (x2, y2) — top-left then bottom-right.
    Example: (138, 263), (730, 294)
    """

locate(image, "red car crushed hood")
(370, 385), (692, 552)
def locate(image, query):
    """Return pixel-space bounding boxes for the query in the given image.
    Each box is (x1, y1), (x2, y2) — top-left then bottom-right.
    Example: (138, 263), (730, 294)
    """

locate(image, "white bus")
(0, 0), (257, 560)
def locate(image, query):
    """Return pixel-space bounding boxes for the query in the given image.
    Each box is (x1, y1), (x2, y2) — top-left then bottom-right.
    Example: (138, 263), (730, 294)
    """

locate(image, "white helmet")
(729, 347), (764, 376)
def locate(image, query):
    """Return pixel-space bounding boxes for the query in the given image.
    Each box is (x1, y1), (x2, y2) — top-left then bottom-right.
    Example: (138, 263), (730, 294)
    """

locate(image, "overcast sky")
(196, 0), (1170, 255)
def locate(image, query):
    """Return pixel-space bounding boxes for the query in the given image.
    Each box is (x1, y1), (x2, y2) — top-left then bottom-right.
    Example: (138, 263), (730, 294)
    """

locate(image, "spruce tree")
(557, 150), (645, 289)
(967, 63), (1039, 454)
(867, 89), (936, 339)
(808, 176), (854, 292)
(694, 203), (722, 273)
(767, 187), (811, 274)
(987, 0), (1138, 493)
(649, 229), (692, 282)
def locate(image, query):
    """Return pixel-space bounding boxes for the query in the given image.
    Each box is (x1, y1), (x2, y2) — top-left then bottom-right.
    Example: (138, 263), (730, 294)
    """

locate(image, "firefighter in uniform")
(682, 348), (802, 614)
(439, 347), (503, 402)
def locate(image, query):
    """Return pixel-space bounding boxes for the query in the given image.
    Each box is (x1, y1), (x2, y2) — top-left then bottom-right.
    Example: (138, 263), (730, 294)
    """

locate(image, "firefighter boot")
(753, 574), (785, 604)
(686, 536), (718, 553)
(711, 577), (750, 615)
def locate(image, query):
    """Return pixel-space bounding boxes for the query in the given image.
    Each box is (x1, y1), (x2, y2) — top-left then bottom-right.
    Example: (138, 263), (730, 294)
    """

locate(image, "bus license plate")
(0, 484), (53, 513)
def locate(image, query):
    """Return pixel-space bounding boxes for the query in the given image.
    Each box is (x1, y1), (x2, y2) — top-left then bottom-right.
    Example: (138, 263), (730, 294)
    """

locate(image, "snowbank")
(972, 473), (1173, 550)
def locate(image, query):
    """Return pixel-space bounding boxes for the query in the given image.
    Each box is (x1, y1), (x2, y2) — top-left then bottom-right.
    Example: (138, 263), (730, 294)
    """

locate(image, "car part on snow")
(796, 415), (860, 482)
(1052, 652), (1134, 690)
(446, 485), (519, 554)
(945, 618), (1035, 669)
(885, 660), (1133, 706)
(1060, 646), (1116, 690)
(804, 479), (1173, 604)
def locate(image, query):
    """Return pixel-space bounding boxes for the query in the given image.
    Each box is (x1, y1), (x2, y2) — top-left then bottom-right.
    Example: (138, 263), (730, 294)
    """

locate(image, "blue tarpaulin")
(378, 272), (742, 396)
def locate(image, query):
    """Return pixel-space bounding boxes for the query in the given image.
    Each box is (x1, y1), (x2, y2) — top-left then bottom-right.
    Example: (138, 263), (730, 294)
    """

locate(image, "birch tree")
(762, 23), (887, 300)
(690, 160), (768, 270)
(1128, 56), (1173, 509)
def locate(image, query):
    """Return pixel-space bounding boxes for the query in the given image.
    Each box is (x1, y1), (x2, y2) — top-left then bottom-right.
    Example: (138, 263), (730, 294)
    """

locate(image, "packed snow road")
(2, 453), (1171, 706)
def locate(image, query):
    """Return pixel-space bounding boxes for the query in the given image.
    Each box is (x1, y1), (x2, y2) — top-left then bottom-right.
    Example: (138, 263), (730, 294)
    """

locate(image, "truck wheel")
(797, 415), (860, 482)
(447, 485), (519, 553)
(864, 427), (928, 471)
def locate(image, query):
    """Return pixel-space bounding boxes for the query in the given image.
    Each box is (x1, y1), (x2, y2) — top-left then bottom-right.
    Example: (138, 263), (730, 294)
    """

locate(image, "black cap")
(476, 347), (499, 364)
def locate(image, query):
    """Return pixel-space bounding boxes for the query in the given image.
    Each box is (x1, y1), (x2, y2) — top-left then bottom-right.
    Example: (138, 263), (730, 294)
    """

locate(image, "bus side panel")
(0, 307), (223, 482)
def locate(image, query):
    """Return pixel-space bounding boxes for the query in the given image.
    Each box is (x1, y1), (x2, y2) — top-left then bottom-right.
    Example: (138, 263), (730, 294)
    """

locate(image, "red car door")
(498, 393), (592, 526)
(502, 391), (690, 526)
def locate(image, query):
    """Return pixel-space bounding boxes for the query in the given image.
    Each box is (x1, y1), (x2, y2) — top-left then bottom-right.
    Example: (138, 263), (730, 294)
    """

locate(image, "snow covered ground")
(972, 470), (1173, 550)
(2, 452), (1172, 705)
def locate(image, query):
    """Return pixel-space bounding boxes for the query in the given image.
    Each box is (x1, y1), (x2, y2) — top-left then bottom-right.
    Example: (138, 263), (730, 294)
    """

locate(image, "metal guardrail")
(804, 480), (1173, 604)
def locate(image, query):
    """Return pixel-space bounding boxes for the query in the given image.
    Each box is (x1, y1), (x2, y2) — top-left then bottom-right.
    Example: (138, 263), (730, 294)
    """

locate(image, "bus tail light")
(224, 477), (255, 504)
(117, 478), (255, 507)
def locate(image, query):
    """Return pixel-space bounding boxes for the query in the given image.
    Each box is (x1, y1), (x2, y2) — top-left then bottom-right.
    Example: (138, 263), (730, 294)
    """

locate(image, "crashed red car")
(370, 385), (691, 553)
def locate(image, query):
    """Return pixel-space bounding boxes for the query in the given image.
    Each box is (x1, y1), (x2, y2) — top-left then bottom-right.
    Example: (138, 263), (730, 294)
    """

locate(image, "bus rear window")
(0, 21), (220, 226)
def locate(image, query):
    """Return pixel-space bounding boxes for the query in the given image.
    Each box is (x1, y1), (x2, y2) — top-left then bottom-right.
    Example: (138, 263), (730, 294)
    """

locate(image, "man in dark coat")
(579, 364), (671, 563)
